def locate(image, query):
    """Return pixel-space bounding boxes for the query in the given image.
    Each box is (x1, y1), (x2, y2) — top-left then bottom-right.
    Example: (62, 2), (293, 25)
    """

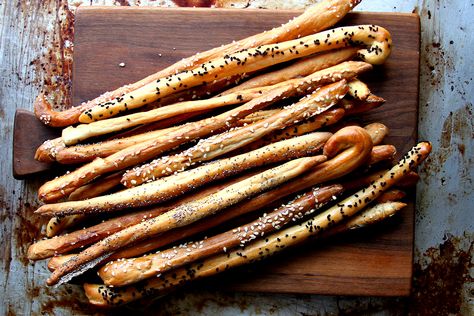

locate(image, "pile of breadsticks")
(28, 0), (431, 307)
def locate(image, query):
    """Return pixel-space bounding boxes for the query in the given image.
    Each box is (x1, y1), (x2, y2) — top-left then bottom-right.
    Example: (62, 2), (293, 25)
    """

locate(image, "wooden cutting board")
(16, 7), (420, 296)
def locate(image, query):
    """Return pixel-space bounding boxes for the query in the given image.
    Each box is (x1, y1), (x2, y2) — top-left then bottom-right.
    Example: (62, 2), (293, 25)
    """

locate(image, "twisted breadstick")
(84, 142), (430, 306)
(121, 80), (349, 186)
(81, 25), (391, 122)
(99, 185), (342, 287)
(46, 156), (325, 286)
(34, 0), (361, 127)
(36, 132), (329, 216)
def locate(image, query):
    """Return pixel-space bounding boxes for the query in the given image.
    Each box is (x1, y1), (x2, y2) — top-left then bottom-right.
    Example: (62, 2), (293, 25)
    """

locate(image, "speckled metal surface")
(0, 0), (472, 315)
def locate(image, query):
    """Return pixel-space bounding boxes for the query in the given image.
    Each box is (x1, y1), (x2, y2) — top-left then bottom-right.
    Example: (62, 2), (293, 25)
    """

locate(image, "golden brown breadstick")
(46, 183), (342, 272)
(84, 142), (430, 306)
(46, 156), (325, 286)
(223, 48), (358, 95)
(347, 78), (370, 100)
(233, 108), (345, 154)
(375, 189), (406, 203)
(363, 122), (389, 145)
(51, 108), (270, 165)
(36, 132), (329, 216)
(318, 201), (407, 238)
(368, 145), (397, 165)
(45, 173), (122, 237)
(122, 79), (349, 186)
(61, 86), (274, 146)
(38, 79), (309, 203)
(98, 185), (343, 287)
(80, 25), (391, 122)
(35, 0), (362, 127)
(343, 93), (385, 116)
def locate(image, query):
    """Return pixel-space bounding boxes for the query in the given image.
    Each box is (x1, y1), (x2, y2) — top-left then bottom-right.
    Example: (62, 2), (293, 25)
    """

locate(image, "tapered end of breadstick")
(84, 284), (110, 307)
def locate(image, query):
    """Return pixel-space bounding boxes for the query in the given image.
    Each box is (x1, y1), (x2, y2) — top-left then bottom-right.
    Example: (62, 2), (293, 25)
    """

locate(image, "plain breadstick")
(46, 156), (325, 286)
(62, 86), (274, 146)
(121, 79), (349, 186)
(36, 132), (330, 216)
(35, 0), (362, 127)
(84, 142), (430, 306)
(80, 25), (391, 122)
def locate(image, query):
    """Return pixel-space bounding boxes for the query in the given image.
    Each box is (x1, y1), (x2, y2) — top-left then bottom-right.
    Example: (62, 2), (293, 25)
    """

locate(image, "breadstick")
(80, 25), (391, 123)
(36, 133), (330, 216)
(368, 145), (396, 165)
(45, 125), (379, 272)
(121, 79), (349, 186)
(45, 173), (122, 238)
(35, 0), (362, 127)
(46, 184), (342, 272)
(98, 185), (342, 287)
(233, 108), (345, 154)
(375, 189), (406, 203)
(363, 122), (389, 145)
(84, 143), (430, 306)
(347, 78), (370, 100)
(38, 79), (311, 203)
(318, 201), (407, 238)
(52, 108), (271, 165)
(343, 93), (385, 116)
(223, 48), (358, 95)
(53, 61), (368, 166)
(46, 156), (325, 286)
(62, 86), (274, 146)
(63, 58), (367, 146)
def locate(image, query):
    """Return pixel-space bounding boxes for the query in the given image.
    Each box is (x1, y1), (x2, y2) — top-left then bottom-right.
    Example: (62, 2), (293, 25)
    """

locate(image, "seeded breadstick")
(121, 80), (349, 186)
(50, 108), (271, 165)
(48, 126), (379, 272)
(38, 79), (315, 203)
(234, 108), (346, 154)
(80, 25), (391, 123)
(368, 145), (396, 165)
(347, 78), (370, 100)
(62, 59), (367, 146)
(46, 183), (342, 272)
(45, 173), (122, 238)
(375, 189), (406, 203)
(36, 133), (329, 216)
(46, 156), (325, 286)
(34, 0), (362, 127)
(99, 185), (342, 287)
(62, 86), (275, 146)
(223, 47), (358, 95)
(84, 143), (430, 306)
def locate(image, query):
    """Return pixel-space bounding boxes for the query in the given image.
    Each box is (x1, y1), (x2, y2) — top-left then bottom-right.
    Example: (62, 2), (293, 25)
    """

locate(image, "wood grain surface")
(13, 7), (420, 297)
(72, 8), (420, 296)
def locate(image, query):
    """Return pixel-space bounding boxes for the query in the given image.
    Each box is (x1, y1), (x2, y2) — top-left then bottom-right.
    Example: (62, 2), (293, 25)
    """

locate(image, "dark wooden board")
(14, 7), (420, 296)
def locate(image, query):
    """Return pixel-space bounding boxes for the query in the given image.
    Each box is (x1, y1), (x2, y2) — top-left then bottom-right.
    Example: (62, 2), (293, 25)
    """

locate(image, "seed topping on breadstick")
(80, 25), (391, 122)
